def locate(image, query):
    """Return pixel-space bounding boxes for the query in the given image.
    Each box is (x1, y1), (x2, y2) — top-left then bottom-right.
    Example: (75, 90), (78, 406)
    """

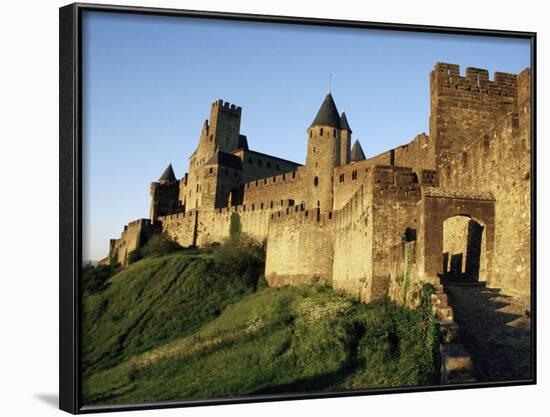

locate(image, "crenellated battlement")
(127, 218), (155, 227)
(432, 62), (517, 97)
(151, 178), (180, 189)
(106, 61), (531, 299)
(269, 204), (334, 226)
(158, 209), (198, 223)
(214, 198), (296, 215)
(373, 166), (421, 196)
(212, 99), (242, 115)
(244, 170), (300, 191)
(201, 119), (209, 134)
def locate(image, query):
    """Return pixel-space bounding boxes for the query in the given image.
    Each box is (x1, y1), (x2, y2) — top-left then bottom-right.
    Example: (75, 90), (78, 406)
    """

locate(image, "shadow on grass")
(250, 359), (364, 395)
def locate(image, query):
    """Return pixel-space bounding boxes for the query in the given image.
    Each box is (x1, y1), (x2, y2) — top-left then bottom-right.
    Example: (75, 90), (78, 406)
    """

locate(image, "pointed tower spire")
(310, 93), (341, 128)
(350, 140), (366, 161)
(159, 163), (176, 183)
(339, 112), (352, 132)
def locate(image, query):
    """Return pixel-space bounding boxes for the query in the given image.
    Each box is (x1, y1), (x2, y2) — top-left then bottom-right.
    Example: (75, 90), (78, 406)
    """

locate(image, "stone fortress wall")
(104, 62), (532, 300)
(108, 219), (161, 265)
(437, 68), (531, 295)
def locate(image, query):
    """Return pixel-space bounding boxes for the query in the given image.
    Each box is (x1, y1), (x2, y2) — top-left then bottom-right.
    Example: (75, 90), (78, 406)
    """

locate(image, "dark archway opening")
(442, 215), (486, 283)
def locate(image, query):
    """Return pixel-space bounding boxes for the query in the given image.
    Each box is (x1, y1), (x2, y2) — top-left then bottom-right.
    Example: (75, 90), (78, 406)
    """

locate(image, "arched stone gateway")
(416, 188), (495, 287)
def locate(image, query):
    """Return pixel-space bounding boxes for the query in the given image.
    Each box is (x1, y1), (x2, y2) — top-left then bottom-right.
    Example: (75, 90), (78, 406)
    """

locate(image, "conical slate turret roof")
(339, 112), (352, 132)
(159, 163), (176, 182)
(350, 140), (366, 161)
(310, 93), (341, 129)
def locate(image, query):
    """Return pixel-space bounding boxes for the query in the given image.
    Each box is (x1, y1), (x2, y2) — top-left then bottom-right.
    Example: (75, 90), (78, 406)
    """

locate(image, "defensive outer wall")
(104, 63), (531, 305)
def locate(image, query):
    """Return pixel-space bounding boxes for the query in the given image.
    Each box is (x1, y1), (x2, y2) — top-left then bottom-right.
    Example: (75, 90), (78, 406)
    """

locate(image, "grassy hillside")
(82, 244), (439, 406)
(82, 243), (264, 375)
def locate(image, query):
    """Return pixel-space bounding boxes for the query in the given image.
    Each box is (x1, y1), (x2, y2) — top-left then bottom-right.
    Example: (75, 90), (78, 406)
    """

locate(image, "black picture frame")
(59, 3), (537, 414)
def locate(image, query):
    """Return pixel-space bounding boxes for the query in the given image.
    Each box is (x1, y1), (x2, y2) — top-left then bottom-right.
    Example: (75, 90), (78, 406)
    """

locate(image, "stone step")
(438, 320), (460, 343)
(440, 343), (475, 384)
(432, 283), (445, 293)
(431, 292), (449, 306)
(434, 305), (454, 322)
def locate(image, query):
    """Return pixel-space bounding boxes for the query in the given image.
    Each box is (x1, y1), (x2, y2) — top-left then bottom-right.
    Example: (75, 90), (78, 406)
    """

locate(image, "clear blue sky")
(82, 11), (530, 261)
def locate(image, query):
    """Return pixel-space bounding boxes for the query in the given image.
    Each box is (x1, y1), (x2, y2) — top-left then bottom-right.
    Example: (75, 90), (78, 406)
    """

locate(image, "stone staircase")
(431, 281), (476, 384)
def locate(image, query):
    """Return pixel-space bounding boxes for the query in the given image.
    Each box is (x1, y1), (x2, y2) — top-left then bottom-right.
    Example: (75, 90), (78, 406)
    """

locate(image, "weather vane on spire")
(329, 73), (332, 94)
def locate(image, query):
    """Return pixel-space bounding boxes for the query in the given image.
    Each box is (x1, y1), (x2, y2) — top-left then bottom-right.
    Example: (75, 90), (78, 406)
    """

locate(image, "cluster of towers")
(107, 62), (532, 301)
(149, 92), (368, 219)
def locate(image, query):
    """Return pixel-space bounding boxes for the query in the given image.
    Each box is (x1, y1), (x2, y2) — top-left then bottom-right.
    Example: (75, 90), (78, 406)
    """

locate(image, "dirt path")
(444, 283), (532, 382)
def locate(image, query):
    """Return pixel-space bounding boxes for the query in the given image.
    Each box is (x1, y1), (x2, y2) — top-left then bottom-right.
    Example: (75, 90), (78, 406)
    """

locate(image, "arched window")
(320, 128), (324, 136)
(333, 129), (336, 138)
(314, 176), (319, 187)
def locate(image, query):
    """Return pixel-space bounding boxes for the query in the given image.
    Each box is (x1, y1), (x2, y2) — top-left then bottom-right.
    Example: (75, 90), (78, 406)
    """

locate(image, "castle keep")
(104, 62), (532, 301)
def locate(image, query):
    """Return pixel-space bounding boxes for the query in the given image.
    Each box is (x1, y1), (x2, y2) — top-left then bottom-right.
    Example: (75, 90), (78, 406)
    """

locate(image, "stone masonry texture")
(104, 63), (532, 300)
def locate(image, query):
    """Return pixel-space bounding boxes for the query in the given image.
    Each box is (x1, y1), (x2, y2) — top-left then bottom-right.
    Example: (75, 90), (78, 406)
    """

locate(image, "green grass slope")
(82, 248), (439, 406)
(82, 249), (263, 375)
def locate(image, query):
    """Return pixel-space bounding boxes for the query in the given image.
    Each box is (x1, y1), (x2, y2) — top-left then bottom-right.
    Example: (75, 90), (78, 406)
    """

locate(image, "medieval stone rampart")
(437, 70), (531, 295)
(105, 62), (531, 303)
(106, 218), (161, 266)
(265, 206), (334, 287)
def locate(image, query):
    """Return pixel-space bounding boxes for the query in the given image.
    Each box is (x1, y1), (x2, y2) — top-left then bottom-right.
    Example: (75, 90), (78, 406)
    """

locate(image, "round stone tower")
(305, 93), (343, 213)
